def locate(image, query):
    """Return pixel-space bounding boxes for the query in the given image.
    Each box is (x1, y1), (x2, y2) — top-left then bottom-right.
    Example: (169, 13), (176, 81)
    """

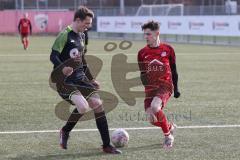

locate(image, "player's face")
(143, 29), (159, 46)
(76, 16), (92, 32)
(24, 13), (28, 19)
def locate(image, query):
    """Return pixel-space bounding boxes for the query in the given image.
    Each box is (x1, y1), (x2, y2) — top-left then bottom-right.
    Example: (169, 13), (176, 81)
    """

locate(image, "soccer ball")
(111, 128), (129, 148)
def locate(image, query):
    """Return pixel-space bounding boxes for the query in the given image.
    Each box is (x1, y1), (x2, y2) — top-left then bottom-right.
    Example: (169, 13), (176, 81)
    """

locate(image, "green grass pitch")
(0, 35), (240, 160)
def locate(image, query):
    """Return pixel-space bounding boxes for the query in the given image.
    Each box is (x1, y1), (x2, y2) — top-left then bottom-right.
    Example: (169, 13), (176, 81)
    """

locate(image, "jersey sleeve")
(138, 49), (148, 86)
(168, 45), (176, 65)
(50, 50), (63, 67)
(167, 44), (179, 92)
(52, 31), (68, 53)
(137, 49), (146, 73)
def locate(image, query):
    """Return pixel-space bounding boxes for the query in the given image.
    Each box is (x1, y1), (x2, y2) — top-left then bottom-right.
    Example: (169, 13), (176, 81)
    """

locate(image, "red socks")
(151, 110), (170, 136)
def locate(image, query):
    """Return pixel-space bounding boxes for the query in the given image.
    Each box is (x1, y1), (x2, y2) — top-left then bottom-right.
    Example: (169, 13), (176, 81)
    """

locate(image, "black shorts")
(51, 71), (96, 104)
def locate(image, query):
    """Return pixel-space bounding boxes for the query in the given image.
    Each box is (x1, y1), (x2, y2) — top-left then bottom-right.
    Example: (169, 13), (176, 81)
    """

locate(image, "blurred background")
(0, 0), (240, 45)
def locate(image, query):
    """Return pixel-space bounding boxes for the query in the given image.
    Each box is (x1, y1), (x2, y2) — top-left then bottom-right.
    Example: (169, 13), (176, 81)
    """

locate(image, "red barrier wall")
(0, 10), (74, 34)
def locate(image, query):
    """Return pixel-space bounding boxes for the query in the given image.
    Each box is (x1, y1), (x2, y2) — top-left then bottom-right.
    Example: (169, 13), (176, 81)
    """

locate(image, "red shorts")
(144, 88), (172, 110)
(21, 33), (29, 38)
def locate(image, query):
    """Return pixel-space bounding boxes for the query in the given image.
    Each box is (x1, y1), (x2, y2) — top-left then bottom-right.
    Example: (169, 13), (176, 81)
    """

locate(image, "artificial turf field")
(0, 35), (240, 160)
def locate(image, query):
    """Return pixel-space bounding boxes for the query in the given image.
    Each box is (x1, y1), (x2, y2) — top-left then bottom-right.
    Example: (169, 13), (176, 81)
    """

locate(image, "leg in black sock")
(95, 111), (110, 147)
(62, 108), (83, 132)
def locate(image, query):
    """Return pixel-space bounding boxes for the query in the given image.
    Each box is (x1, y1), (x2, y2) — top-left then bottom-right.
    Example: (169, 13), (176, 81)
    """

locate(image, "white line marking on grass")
(1, 125), (240, 134)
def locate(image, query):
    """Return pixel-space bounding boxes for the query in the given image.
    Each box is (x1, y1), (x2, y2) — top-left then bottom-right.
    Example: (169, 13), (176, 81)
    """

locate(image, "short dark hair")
(141, 21), (160, 31)
(74, 6), (94, 21)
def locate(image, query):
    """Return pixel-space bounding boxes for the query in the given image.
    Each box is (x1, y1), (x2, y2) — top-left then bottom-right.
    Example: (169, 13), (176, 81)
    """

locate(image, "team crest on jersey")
(69, 48), (80, 58)
(149, 59), (163, 65)
(161, 52), (167, 57)
(34, 14), (48, 31)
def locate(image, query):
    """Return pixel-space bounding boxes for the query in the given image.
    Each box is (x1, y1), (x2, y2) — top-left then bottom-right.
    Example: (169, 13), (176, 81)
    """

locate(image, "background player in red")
(18, 13), (32, 50)
(138, 21), (180, 149)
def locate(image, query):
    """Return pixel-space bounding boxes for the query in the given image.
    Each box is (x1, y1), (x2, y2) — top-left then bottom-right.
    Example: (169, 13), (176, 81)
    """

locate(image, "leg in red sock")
(151, 109), (170, 136)
(25, 38), (29, 49)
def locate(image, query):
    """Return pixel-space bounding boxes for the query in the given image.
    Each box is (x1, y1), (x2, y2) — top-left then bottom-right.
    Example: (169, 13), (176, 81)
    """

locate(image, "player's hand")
(91, 79), (100, 89)
(62, 66), (73, 76)
(174, 90), (181, 98)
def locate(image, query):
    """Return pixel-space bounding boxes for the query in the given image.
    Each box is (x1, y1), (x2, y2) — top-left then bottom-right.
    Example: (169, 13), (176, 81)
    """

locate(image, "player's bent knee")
(70, 93), (89, 114)
(150, 97), (162, 113)
(150, 103), (161, 113)
(88, 98), (102, 110)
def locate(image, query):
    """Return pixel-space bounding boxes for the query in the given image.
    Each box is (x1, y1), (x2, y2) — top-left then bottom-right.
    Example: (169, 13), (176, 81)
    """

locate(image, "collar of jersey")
(66, 25), (73, 32)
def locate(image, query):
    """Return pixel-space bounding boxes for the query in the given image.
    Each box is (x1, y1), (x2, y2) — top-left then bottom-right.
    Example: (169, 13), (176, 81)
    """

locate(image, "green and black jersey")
(52, 25), (85, 63)
(50, 25), (93, 81)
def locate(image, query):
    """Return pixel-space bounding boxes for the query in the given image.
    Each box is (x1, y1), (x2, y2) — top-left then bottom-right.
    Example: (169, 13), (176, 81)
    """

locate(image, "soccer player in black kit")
(50, 6), (121, 154)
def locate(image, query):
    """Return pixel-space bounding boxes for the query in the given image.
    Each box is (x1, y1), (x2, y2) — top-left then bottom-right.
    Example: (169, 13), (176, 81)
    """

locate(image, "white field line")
(0, 125), (240, 134)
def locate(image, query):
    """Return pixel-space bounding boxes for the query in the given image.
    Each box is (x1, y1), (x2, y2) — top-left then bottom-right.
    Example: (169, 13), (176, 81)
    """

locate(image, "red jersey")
(138, 43), (176, 93)
(18, 18), (32, 34)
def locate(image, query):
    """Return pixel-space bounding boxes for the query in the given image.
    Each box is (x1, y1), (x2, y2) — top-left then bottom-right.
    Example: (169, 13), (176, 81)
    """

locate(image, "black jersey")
(52, 25), (85, 65)
(51, 26), (92, 81)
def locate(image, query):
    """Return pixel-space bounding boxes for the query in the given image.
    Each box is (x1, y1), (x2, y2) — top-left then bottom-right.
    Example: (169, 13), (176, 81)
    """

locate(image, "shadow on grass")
(9, 148), (103, 160)
(123, 143), (162, 152)
(9, 143), (162, 160)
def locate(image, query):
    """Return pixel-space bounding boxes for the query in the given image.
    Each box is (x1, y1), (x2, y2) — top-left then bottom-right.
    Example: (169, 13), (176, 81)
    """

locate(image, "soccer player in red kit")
(138, 21), (180, 149)
(18, 13), (32, 50)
